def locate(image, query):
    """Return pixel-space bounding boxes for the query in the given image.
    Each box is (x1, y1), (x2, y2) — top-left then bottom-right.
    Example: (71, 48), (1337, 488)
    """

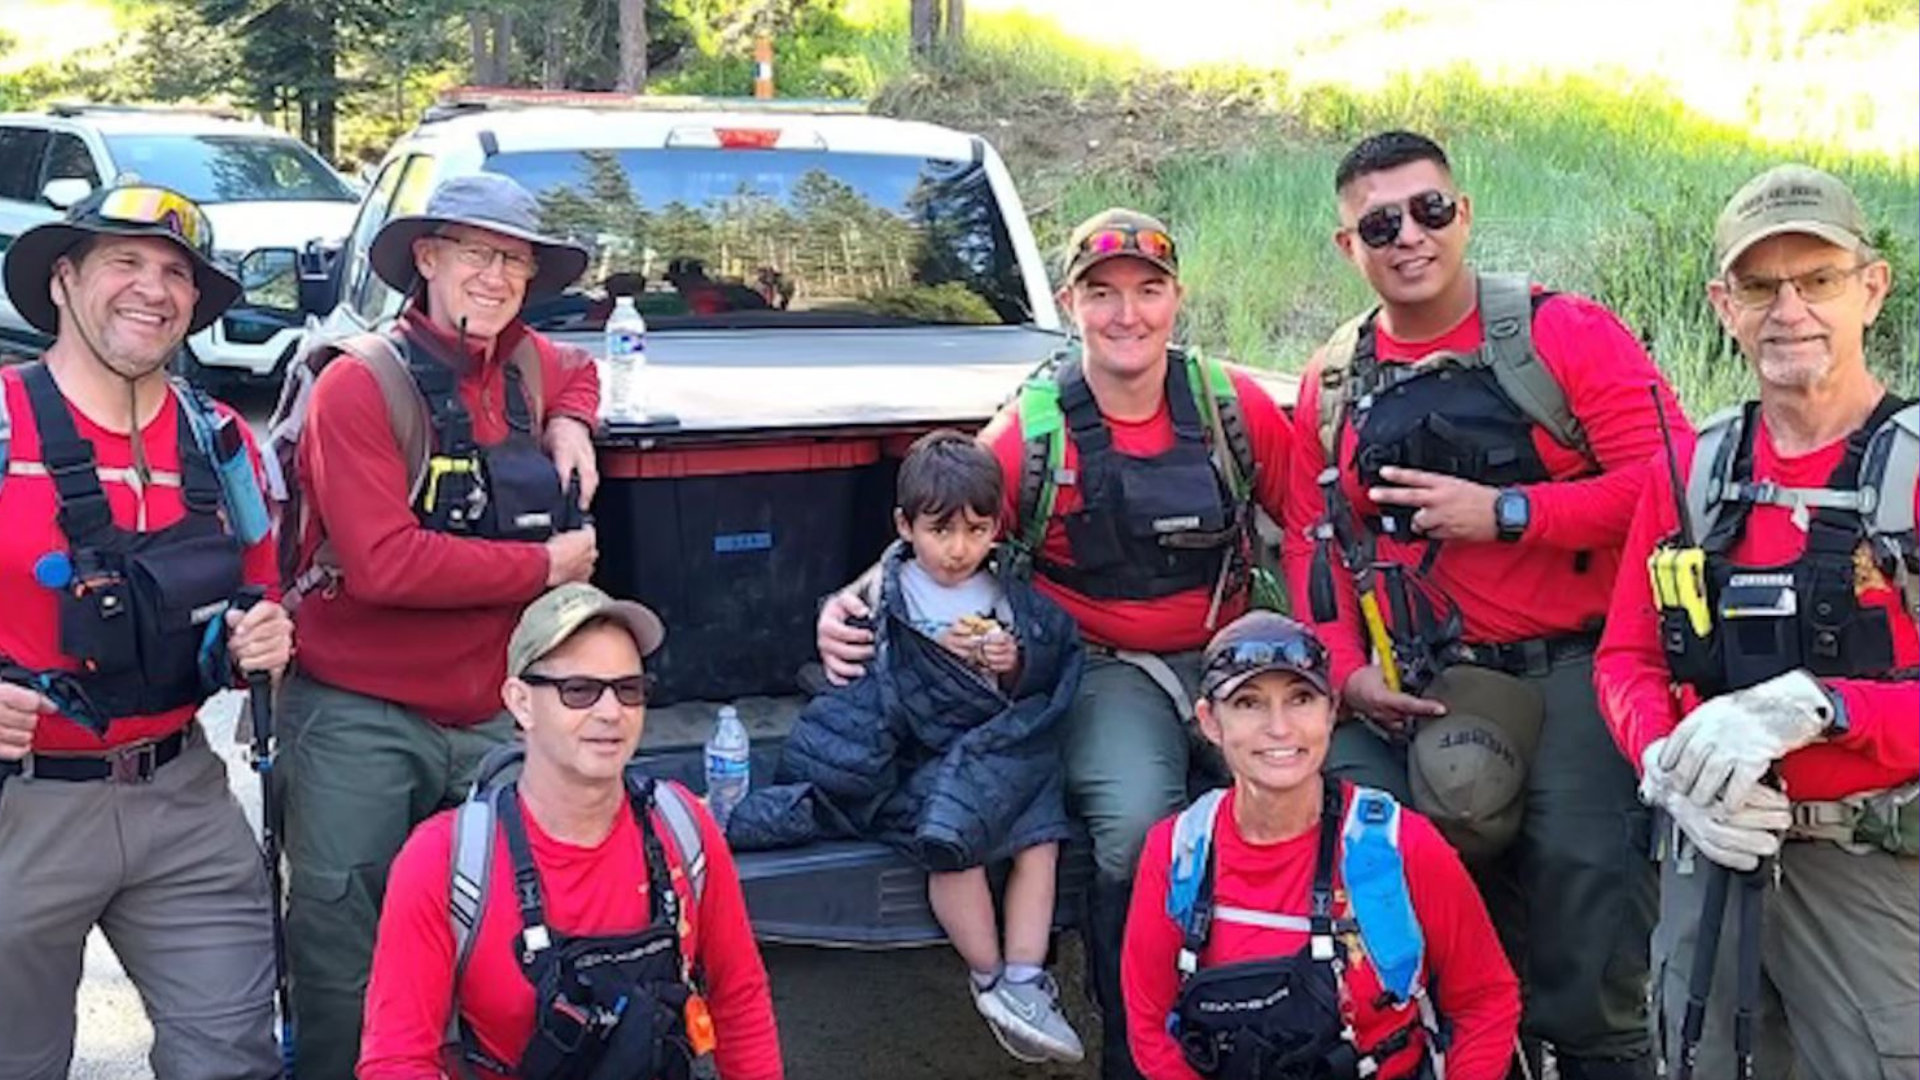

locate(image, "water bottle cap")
(33, 552), (73, 589)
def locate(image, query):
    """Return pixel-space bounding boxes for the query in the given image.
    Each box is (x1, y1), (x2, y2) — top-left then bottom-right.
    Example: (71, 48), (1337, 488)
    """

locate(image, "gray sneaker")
(973, 971), (1085, 1064)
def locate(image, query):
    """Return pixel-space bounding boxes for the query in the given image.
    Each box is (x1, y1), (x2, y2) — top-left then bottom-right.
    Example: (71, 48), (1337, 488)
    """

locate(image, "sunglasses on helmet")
(93, 186), (216, 257)
(1352, 190), (1459, 250)
(1076, 225), (1178, 267)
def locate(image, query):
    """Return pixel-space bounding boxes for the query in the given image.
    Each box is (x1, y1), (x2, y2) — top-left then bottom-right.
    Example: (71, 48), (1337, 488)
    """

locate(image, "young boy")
(888, 431), (1084, 1064)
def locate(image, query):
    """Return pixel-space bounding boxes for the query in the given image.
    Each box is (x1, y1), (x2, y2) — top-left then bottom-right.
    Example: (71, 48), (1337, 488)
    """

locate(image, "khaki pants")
(278, 673), (513, 1080)
(1326, 650), (1658, 1063)
(1654, 826), (1920, 1079)
(0, 727), (280, 1080)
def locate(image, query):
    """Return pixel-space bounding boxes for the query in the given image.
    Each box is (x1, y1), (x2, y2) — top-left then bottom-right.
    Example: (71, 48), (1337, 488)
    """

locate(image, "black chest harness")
(1660, 395), (1915, 698)
(1170, 783), (1441, 1080)
(9, 362), (244, 723)
(406, 331), (567, 543)
(1039, 357), (1243, 602)
(458, 777), (707, 1080)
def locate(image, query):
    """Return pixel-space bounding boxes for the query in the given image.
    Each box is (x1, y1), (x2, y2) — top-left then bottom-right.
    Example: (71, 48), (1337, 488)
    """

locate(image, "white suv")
(0, 104), (359, 387)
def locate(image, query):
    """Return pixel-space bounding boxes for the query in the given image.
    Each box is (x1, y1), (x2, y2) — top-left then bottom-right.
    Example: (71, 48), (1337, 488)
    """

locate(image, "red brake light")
(715, 128), (781, 150)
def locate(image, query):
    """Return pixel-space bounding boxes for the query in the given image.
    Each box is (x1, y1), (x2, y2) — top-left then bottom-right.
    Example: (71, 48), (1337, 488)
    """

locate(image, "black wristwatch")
(1494, 487), (1530, 543)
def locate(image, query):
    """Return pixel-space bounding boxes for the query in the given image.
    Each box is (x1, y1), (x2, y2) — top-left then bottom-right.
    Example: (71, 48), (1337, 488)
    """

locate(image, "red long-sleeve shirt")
(1122, 786), (1519, 1080)
(1594, 414), (1919, 801)
(0, 366), (278, 752)
(1281, 291), (1690, 690)
(293, 306), (599, 724)
(359, 781), (783, 1080)
(981, 364), (1292, 652)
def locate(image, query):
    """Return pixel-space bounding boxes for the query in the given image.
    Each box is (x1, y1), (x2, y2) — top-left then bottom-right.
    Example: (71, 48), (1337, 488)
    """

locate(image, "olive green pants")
(1653, 827), (1920, 1079)
(1325, 650), (1658, 1063)
(278, 673), (513, 1080)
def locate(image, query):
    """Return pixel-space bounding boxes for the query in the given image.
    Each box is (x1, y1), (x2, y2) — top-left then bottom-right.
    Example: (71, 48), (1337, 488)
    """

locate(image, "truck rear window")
(487, 148), (1033, 330)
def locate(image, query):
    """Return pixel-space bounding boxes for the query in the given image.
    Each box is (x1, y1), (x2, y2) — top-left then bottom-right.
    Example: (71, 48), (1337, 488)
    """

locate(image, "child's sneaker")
(973, 971), (1085, 1064)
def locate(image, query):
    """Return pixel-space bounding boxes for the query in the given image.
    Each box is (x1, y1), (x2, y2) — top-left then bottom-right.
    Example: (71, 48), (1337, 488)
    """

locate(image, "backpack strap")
(1014, 350), (1072, 560)
(1339, 787), (1424, 1005)
(337, 332), (434, 502)
(1477, 272), (1594, 465)
(1685, 404), (1747, 551)
(1166, 787), (1228, 978)
(649, 777), (709, 909)
(1185, 349), (1256, 502)
(0, 370), (12, 493)
(1861, 404), (1919, 617)
(1316, 310), (1375, 462)
(172, 379), (272, 546)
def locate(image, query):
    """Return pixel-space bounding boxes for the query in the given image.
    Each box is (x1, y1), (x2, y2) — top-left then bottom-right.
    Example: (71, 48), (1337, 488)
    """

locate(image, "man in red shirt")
(819, 208), (1293, 1079)
(0, 186), (294, 1079)
(1595, 164), (1917, 1079)
(1281, 131), (1684, 1079)
(361, 583), (781, 1080)
(278, 173), (603, 1080)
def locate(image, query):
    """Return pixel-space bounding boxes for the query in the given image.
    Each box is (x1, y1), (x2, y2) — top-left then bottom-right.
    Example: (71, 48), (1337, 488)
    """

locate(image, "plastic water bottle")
(704, 704), (751, 830)
(603, 295), (647, 422)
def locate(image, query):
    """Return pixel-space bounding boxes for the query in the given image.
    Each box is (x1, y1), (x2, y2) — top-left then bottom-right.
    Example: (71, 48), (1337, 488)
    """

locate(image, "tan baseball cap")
(1714, 164), (1871, 273)
(1062, 207), (1180, 285)
(507, 583), (665, 678)
(1408, 665), (1544, 863)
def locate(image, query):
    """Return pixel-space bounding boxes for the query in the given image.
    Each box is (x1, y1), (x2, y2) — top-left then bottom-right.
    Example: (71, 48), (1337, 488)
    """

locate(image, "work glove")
(1642, 739), (1791, 872)
(1660, 669), (1834, 810)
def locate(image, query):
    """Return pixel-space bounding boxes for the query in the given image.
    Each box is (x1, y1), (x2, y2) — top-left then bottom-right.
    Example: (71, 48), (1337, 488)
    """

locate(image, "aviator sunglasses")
(1353, 190), (1460, 249)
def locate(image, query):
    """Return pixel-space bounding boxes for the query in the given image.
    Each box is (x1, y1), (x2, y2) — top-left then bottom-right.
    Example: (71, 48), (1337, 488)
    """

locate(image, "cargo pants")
(1325, 648), (1659, 1066)
(0, 726), (280, 1080)
(278, 673), (514, 1080)
(1653, 825), (1920, 1079)
(1060, 648), (1225, 1080)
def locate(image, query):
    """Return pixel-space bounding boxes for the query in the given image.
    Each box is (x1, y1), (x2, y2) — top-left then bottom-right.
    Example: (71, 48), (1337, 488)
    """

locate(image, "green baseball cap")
(1408, 665), (1544, 863)
(1714, 164), (1871, 273)
(507, 583), (665, 678)
(1062, 207), (1180, 285)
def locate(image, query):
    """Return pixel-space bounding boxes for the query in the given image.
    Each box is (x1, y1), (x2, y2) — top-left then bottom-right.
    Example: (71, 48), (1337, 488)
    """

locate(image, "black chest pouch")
(408, 345), (564, 542)
(1352, 365), (1551, 539)
(1173, 952), (1356, 1080)
(479, 437), (565, 542)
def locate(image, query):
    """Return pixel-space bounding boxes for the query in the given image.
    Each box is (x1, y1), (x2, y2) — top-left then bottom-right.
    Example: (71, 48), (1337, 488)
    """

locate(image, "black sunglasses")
(1203, 635), (1329, 684)
(520, 673), (649, 708)
(1353, 190), (1459, 249)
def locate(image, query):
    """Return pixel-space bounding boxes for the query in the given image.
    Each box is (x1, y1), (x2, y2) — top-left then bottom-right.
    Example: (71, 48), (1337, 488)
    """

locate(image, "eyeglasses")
(1725, 264), (1866, 309)
(520, 673), (649, 708)
(433, 236), (540, 281)
(1203, 635), (1329, 686)
(1352, 190), (1460, 249)
(1076, 226), (1178, 268)
(96, 186), (215, 257)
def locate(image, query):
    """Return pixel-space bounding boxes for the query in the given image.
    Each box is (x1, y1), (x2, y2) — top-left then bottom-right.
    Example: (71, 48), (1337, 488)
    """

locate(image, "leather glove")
(1644, 739), (1792, 872)
(1661, 669), (1834, 810)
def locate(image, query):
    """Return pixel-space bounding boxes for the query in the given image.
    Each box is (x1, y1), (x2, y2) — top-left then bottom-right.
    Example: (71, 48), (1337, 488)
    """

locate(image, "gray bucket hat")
(1408, 665), (1544, 863)
(369, 173), (589, 300)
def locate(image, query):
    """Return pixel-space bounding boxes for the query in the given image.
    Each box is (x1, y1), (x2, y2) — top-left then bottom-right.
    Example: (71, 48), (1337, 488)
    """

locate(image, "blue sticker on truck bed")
(713, 531), (774, 553)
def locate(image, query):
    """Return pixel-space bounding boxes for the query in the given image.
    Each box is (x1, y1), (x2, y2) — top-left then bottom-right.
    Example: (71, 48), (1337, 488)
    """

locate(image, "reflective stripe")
(7, 459), (184, 487)
(1211, 905), (1315, 933)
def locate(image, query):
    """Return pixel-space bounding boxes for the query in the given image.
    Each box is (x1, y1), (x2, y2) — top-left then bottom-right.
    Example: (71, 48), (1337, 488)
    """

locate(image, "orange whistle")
(685, 993), (717, 1056)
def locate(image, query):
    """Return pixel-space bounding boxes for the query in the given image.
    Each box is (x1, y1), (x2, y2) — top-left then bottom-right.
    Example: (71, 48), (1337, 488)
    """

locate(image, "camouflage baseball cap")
(1714, 164), (1871, 273)
(1062, 207), (1180, 285)
(1408, 665), (1543, 862)
(507, 583), (665, 678)
(1200, 611), (1332, 702)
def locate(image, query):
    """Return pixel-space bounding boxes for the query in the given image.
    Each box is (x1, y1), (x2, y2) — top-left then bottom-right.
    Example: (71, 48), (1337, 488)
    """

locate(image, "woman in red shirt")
(1121, 612), (1520, 1080)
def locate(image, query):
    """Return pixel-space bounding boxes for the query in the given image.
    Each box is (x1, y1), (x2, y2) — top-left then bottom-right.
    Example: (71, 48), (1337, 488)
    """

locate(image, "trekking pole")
(1732, 864), (1767, 1080)
(1674, 861), (1733, 1080)
(233, 587), (295, 1076)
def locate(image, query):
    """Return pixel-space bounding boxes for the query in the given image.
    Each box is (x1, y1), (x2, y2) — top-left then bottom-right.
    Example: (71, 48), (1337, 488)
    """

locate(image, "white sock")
(969, 966), (1001, 991)
(1003, 962), (1044, 984)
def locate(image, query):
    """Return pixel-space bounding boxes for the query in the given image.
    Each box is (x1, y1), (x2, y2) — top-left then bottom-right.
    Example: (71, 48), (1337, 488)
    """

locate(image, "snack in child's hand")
(954, 613), (1001, 637)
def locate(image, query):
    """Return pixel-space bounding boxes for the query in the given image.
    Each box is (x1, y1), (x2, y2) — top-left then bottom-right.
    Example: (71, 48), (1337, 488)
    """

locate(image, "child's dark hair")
(897, 429), (1002, 525)
(1334, 130), (1451, 193)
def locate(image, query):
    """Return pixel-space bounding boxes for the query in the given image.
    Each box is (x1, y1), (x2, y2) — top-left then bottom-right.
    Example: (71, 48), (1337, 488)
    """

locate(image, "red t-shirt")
(0, 366), (278, 753)
(293, 307), (600, 724)
(981, 363), (1292, 652)
(1595, 412), (1920, 801)
(1281, 291), (1691, 689)
(1122, 786), (1520, 1080)
(359, 782), (783, 1080)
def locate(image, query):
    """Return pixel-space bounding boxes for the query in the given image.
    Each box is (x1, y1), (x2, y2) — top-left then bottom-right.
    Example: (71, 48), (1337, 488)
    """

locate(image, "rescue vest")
(1013, 345), (1280, 610)
(1658, 395), (1918, 698)
(268, 324), (575, 605)
(1164, 782), (1447, 1080)
(0, 362), (270, 726)
(446, 743), (713, 1080)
